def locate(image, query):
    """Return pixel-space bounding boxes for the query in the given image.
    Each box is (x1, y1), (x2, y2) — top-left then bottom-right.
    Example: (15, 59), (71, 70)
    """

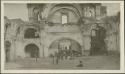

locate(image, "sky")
(4, 3), (28, 21)
(102, 3), (120, 16)
(4, 3), (120, 21)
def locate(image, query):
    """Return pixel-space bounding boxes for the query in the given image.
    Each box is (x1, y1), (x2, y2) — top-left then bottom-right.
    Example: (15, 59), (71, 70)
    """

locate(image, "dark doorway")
(90, 24), (107, 55)
(25, 44), (39, 58)
(24, 28), (39, 38)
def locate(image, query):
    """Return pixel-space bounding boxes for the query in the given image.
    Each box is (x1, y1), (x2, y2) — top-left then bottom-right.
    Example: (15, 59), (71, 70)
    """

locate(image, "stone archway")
(48, 38), (82, 57)
(25, 44), (39, 58)
(48, 4), (81, 18)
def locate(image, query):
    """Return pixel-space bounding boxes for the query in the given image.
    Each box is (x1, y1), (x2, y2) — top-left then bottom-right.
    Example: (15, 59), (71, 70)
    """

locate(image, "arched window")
(61, 14), (68, 24)
(24, 28), (39, 38)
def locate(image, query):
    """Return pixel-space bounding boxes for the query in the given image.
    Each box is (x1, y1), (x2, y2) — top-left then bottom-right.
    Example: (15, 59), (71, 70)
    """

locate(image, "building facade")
(4, 3), (119, 61)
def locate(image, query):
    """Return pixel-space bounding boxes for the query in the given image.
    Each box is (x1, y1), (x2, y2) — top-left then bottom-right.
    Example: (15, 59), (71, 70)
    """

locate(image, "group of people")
(50, 50), (84, 68)
(50, 49), (74, 64)
(50, 48), (83, 64)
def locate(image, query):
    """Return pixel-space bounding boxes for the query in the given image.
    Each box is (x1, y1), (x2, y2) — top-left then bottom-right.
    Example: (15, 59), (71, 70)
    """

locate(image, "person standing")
(50, 54), (54, 64)
(55, 52), (59, 64)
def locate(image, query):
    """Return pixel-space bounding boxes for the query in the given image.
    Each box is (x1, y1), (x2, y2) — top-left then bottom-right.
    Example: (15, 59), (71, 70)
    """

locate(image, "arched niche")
(25, 43), (39, 58)
(24, 28), (39, 38)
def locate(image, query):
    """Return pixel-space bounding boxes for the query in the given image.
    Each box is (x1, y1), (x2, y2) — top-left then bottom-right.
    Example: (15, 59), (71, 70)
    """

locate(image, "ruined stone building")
(4, 3), (120, 61)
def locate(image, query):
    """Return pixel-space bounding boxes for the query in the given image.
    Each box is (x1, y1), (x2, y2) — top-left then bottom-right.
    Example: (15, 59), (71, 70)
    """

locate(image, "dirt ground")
(5, 54), (120, 70)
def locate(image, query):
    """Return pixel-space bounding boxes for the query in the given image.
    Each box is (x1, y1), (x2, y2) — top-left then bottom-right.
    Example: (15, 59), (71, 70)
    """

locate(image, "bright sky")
(102, 3), (120, 16)
(4, 3), (120, 21)
(4, 3), (28, 21)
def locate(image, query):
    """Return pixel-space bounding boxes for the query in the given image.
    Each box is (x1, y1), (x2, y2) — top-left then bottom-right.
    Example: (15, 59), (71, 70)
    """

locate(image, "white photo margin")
(1, 0), (124, 73)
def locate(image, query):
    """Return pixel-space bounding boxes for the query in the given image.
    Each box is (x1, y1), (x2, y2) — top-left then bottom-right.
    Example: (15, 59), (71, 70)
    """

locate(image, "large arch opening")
(49, 38), (82, 57)
(24, 28), (39, 38)
(25, 44), (39, 58)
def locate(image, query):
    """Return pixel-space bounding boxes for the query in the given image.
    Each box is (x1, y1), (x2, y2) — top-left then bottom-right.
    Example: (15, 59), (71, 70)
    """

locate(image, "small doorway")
(25, 44), (39, 58)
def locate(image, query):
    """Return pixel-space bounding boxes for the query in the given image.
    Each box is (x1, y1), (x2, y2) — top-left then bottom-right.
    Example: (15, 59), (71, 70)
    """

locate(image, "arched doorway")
(24, 28), (39, 38)
(49, 38), (82, 57)
(25, 44), (39, 58)
(90, 23), (107, 55)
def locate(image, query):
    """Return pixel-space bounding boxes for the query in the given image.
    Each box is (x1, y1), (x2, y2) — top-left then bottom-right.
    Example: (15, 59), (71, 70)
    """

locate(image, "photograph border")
(1, 0), (124, 73)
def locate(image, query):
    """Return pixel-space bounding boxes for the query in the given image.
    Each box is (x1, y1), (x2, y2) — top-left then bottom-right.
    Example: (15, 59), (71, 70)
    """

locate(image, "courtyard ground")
(5, 53), (120, 70)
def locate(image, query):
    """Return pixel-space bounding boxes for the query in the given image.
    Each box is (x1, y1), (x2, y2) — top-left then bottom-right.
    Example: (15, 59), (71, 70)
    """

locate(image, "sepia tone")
(4, 3), (120, 70)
